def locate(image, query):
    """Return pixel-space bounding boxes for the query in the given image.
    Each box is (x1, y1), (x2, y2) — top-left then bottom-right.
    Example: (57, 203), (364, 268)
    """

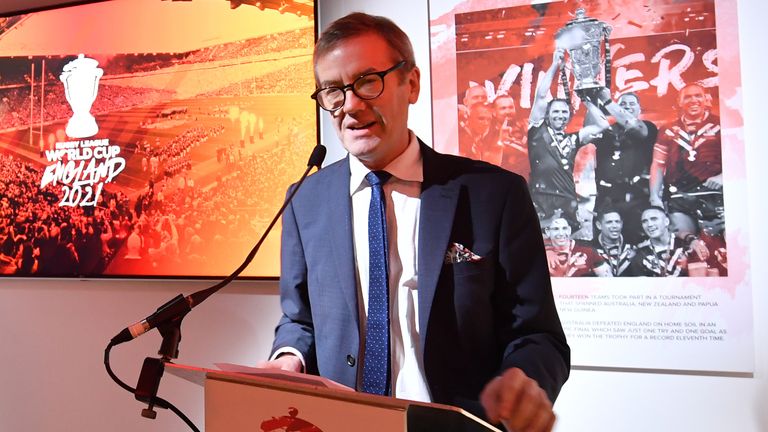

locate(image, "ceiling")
(0, 0), (87, 15)
(0, 0), (312, 55)
(0, 0), (315, 16)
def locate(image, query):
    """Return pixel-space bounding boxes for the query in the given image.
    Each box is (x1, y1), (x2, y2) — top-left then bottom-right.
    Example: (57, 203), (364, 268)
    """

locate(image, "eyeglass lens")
(317, 73), (385, 111)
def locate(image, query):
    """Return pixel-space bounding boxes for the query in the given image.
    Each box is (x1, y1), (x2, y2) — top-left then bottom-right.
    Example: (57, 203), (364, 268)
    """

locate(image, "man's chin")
(343, 137), (382, 159)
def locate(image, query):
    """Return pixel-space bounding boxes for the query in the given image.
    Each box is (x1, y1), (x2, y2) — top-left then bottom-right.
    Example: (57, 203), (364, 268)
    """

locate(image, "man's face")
(678, 85), (709, 118)
(314, 33), (420, 169)
(468, 104), (493, 136)
(463, 86), (487, 107)
(547, 218), (572, 248)
(547, 100), (571, 131)
(641, 209), (670, 240)
(700, 217), (725, 236)
(597, 212), (623, 241)
(618, 94), (641, 118)
(493, 96), (516, 121)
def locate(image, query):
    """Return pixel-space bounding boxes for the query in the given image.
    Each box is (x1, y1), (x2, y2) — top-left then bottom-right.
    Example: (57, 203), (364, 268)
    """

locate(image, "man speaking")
(259, 12), (570, 432)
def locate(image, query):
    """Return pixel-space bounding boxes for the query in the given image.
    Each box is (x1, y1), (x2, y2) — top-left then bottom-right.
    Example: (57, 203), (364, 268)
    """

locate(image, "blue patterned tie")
(361, 170), (391, 396)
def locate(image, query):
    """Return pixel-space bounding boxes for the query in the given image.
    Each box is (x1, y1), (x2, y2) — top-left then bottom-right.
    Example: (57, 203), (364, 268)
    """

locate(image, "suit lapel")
(417, 144), (460, 351)
(325, 158), (359, 329)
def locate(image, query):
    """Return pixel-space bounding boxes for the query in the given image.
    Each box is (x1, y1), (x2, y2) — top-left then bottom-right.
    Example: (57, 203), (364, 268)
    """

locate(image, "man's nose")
(342, 88), (366, 113)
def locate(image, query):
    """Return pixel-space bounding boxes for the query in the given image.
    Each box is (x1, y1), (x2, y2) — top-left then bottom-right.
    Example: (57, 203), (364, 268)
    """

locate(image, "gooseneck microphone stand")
(104, 145), (326, 431)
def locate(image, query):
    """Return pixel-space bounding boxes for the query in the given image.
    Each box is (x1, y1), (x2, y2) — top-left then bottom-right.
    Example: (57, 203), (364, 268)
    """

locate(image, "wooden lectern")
(165, 362), (501, 432)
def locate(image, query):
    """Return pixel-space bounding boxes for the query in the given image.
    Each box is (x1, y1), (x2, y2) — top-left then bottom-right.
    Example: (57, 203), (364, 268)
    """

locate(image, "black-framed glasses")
(311, 61), (407, 112)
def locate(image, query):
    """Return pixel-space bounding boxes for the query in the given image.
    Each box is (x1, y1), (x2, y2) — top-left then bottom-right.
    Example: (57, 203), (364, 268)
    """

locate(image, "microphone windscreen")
(307, 145), (327, 169)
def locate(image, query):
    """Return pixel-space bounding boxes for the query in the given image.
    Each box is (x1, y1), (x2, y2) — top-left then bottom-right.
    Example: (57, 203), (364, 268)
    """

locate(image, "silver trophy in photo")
(60, 54), (103, 139)
(555, 8), (612, 100)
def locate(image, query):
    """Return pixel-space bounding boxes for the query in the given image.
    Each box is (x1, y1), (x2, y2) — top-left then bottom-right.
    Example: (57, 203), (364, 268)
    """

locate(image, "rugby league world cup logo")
(60, 53), (102, 138)
(40, 54), (125, 207)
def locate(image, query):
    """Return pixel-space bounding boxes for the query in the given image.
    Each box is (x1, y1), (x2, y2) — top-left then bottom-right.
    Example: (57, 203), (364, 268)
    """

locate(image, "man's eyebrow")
(317, 67), (381, 88)
(317, 80), (341, 88)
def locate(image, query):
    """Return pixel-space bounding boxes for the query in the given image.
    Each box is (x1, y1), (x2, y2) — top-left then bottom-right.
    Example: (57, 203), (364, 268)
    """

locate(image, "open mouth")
(348, 121), (376, 131)
(551, 118), (567, 127)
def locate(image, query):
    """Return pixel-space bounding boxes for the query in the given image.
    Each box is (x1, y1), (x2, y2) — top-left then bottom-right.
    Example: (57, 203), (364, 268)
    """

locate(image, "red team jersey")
(653, 113), (721, 191)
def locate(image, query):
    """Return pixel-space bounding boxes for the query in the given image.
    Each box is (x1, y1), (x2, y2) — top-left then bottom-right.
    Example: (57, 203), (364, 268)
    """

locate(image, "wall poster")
(429, 0), (752, 373)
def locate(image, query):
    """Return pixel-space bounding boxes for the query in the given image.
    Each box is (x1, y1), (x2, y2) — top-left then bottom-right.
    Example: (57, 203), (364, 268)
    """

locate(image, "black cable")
(104, 146), (325, 431)
(152, 395), (200, 432)
(104, 341), (136, 394)
(188, 159), (318, 308)
(104, 342), (201, 432)
(109, 145), (326, 348)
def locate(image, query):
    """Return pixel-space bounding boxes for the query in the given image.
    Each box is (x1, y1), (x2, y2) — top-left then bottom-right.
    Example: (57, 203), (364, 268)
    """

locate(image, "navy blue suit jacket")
(272, 141), (569, 419)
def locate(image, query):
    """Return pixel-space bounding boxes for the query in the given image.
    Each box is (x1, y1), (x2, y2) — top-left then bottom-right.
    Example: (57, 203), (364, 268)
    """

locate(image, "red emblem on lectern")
(260, 407), (323, 432)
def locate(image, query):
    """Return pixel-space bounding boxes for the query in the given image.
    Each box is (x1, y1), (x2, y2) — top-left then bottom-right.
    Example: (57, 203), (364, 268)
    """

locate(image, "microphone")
(110, 294), (192, 345)
(108, 145), (327, 349)
(307, 143), (327, 169)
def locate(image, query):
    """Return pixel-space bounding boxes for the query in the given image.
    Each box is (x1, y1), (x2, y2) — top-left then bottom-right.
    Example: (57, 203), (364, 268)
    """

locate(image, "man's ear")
(408, 66), (421, 104)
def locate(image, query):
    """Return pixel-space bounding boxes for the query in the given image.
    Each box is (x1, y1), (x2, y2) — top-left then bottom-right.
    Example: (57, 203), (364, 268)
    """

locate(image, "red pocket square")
(444, 242), (483, 264)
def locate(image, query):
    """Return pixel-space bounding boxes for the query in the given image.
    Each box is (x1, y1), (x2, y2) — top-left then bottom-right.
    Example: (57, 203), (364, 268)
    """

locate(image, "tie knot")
(366, 170), (391, 187)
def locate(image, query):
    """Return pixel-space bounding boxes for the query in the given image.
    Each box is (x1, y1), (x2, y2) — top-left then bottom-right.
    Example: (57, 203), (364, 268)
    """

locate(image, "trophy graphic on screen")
(60, 54), (103, 139)
(555, 8), (612, 101)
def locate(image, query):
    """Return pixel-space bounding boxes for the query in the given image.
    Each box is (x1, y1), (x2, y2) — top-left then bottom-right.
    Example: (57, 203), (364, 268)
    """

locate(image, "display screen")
(0, 0), (317, 278)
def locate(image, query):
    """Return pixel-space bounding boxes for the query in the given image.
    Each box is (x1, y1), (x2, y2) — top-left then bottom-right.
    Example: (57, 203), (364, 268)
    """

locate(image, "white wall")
(0, 278), (283, 431)
(556, 0), (768, 429)
(0, 1), (765, 431)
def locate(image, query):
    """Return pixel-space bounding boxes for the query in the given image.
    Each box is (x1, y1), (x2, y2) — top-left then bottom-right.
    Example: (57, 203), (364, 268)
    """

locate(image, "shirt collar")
(349, 130), (423, 195)
(681, 111), (710, 128)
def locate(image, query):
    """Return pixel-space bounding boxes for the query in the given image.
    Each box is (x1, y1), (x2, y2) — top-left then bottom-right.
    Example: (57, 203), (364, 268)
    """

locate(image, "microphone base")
(135, 357), (166, 419)
(141, 408), (158, 419)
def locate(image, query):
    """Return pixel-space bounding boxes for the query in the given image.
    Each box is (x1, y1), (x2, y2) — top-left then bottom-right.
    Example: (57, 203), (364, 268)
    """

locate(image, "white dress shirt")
(348, 131), (430, 402)
(274, 131), (430, 402)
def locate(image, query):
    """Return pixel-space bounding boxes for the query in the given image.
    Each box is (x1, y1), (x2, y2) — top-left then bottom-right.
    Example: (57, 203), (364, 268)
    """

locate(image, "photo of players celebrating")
(432, 0), (727, 277)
